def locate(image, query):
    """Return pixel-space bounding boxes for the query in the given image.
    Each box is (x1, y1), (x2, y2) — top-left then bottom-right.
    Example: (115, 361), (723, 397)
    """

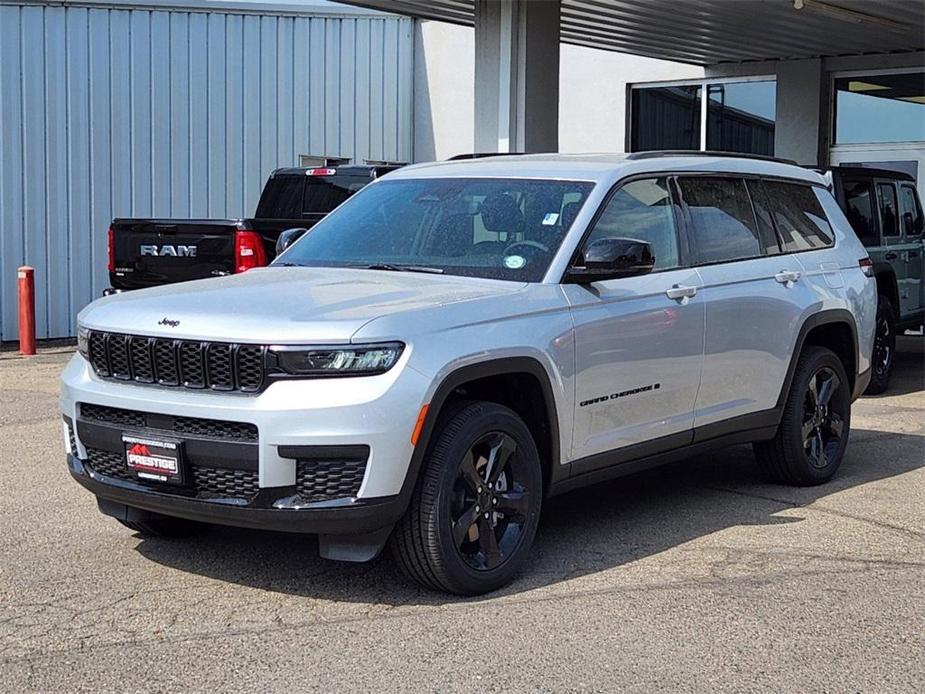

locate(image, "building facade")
(1, 0), (923, 340)
(0, 0), (413, 340)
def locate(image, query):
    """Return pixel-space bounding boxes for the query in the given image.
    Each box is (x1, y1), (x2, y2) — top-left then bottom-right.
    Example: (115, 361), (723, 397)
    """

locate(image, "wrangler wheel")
(865, 293), (895, 395)
(391, 401), (542, 595)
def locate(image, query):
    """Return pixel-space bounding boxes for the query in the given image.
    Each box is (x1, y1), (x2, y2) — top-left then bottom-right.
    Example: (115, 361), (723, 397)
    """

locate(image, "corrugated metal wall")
(0, 2), (414, 340)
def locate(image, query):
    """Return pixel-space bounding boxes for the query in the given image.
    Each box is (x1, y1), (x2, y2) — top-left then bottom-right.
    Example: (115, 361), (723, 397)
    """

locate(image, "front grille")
(190, 466), (260, 498)
(295, 460), (366, 502)
(86, 331), (266, 393)
(80, 403), (145, 427)
(79, 403), (257, 442)
(85, 448), (260, 500)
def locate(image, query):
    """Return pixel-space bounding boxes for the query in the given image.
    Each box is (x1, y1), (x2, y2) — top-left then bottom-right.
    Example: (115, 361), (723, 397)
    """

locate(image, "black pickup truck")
(107, 164), (401, 292)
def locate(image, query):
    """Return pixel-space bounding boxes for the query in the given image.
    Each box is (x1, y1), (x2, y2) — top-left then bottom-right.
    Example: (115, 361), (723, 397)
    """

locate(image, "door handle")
(666, 284), (697, 301)
(774, 270), (802, 285)
(884, 251), (898, 261)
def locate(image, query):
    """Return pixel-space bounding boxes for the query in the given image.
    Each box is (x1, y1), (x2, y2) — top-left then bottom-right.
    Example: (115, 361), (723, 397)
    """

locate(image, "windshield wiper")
(274, 262), (306, 267)
(360, 263), (445, 275)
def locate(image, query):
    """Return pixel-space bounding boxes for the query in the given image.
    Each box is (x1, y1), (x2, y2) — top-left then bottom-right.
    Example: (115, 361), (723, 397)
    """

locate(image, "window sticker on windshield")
(542, 212), (560, 226)
(504, 255), (526, 269)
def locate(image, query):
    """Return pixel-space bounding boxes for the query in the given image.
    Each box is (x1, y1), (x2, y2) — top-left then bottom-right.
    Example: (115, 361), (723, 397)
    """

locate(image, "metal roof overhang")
(337, 0), (925, 65)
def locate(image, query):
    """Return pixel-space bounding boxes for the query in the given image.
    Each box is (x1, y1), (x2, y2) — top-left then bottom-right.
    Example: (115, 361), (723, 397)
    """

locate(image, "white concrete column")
(474, 0), (560, 153)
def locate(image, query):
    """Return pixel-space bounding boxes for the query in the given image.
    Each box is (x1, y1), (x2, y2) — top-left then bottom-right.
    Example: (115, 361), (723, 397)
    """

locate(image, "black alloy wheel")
(754, 346), (851, 486)
(391, 401), (543, 595)
(450, 431), (532, 571)
(801, 366), (847, 470)
(865, 294), (895, 395)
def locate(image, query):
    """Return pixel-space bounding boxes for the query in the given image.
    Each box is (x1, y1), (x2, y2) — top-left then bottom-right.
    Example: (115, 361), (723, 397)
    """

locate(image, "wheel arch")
(777, 309), (860, 409)
(397, 357), (563, 509)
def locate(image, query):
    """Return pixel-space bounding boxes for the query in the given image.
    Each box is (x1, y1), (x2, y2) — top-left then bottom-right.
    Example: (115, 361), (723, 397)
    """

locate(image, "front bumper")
(67, 453), (405, 536)
(61, 353), (429, 496)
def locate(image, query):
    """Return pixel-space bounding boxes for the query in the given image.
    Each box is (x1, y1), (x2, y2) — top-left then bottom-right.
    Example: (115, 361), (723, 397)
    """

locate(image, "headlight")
(270, 342), (404, 377)
(77, 325), (90, 360)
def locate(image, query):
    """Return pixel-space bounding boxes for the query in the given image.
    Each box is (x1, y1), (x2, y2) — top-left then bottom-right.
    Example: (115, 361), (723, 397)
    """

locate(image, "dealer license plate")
(123, 434), (184, 484)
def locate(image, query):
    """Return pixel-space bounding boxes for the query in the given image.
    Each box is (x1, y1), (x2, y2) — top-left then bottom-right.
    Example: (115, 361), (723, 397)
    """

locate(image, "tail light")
(107, 226), (115, 272)
(234, 229), (268, 273)
(858, 257), (874, 277)
(307, 168), (336, 176)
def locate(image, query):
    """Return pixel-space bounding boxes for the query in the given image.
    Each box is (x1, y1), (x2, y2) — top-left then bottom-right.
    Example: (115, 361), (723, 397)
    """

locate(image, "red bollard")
(18, 266), (36, 356)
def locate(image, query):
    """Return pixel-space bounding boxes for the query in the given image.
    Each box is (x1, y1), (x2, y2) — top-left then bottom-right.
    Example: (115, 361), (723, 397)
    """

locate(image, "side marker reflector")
(411, 404), (429, 446)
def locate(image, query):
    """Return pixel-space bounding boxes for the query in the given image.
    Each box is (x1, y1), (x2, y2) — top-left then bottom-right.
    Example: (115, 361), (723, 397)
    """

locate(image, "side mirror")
(566, 237), (655, 283)
(275, 228), (308, 256)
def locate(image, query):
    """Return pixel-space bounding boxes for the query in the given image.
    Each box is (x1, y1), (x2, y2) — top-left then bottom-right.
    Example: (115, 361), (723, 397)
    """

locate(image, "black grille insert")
(85, 331), (266, 393)
(85, 448), (259, 500)
(295, 459), (367, 503)
(79, 403), (257, 442)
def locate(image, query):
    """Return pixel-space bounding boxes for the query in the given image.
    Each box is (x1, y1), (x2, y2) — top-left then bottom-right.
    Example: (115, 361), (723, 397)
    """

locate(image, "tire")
(117, 516), (201, 538)
(864, 293), (896, 395)
(754, 346), (851, 486)
(391, 401), (543, 595)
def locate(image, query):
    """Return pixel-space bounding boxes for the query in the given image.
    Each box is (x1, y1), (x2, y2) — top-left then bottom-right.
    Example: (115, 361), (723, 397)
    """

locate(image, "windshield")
(274, 177), (595, 281)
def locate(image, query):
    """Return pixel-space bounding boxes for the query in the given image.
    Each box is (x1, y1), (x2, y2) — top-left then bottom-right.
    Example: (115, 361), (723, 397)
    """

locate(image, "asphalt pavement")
(1, 339), (922, 692)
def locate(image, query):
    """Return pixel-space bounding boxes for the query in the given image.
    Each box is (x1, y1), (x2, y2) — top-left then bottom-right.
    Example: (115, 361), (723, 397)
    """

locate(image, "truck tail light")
(307, 168), (336, 176)
(234, 230), (267, 273)
(858, 257), (874, 277)
(107, 226), (115, 272)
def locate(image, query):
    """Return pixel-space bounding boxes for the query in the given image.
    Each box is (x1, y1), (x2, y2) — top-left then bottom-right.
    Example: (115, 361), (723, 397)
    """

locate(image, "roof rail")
(447, 152), (525, 161)
(626, 150), (798, 166)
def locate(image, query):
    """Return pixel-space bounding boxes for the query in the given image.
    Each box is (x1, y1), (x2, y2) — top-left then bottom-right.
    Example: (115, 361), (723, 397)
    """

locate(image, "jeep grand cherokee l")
(62, 152), (876, 595)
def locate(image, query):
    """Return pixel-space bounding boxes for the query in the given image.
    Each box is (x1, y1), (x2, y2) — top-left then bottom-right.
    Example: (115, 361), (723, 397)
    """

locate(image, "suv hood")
(79, 267), (527, 343)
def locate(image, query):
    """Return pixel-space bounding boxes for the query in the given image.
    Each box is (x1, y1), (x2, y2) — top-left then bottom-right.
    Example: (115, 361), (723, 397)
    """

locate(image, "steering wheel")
(503, 240), (550, 257)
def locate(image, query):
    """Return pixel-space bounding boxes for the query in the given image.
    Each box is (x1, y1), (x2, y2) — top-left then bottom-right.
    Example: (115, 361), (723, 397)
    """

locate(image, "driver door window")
(585, 178), (680, 270)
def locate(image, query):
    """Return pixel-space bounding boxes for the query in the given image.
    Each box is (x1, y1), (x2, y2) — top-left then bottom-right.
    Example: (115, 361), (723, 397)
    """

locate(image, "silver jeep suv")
(61, 153), (876, 594)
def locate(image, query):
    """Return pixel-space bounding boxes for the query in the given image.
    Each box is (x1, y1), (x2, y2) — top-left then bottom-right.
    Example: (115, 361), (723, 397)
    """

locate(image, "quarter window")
(877, 183), (900, 237)
(841, 178), (879, 246)
(676, 177), (761, 264)
(585, 178), (680, 270)
(899, 184), (923, 237)
(763, 182), (835, 251)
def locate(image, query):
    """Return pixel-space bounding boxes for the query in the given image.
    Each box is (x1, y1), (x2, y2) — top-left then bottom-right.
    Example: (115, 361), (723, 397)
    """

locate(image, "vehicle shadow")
(134, 352), (923, 606)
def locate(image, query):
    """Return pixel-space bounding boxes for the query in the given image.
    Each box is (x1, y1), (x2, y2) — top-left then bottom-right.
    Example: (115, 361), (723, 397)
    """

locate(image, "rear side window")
(763, 181), (834, 252)
(676, 177), (761, 264)
(841, 178), (879, 245)
(585, 178), (680, 270)
(255, 176), (304, 218)
(899, 183), (923, 237)
(877, 182), (900, 237)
